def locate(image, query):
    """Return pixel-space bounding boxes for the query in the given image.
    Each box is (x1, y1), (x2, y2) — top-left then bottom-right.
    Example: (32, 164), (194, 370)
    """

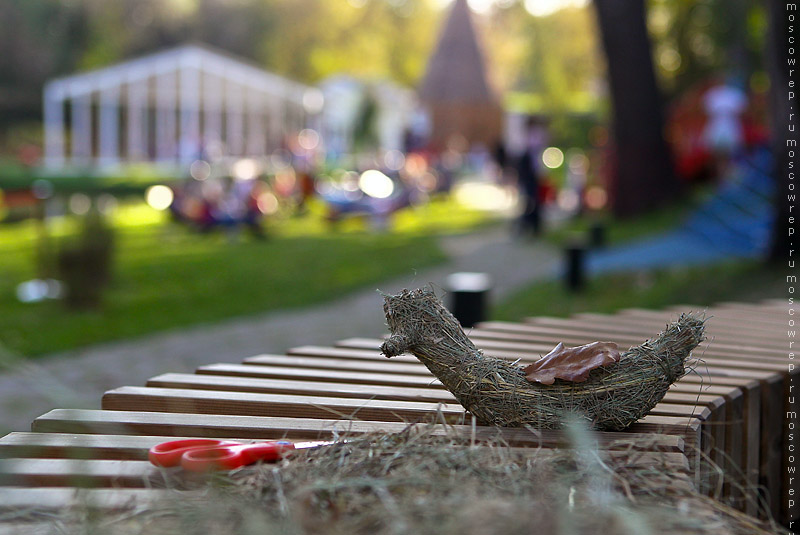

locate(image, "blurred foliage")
(647, 0), (767, 97)
(0, 0), (770, 153)
(0, 0), (439, 134)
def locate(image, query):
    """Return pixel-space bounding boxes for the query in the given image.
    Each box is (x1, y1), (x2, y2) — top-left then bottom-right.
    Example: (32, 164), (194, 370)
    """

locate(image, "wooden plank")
(569, 311), (785, 336)
(197, 363), (443, 388)
(0, 432), (244, 461)
(151, 372), (724, 420)
(102, 386), (469, 424)
(148, 373), (449, 403)
(31, 409), (686, 452)
(0, 432), (688, 474)
(619, 307), (784, 329)
(101, 386), (706, 480)
(244, 354), (433, 376)
(543, 309), (786, 338)
(102, 385), (707, 449)
(0, 459), (172, 488)
(476, 320), (785, 354)
(334, 336), (785, 364)
(328, 337), (788, 382)
(0, 486), (187, 511)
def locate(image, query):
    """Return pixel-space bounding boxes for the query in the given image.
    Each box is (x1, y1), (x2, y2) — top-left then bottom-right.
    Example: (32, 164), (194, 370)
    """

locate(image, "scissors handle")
(149, 439), (238, 468)
(181, 440), (296, 472)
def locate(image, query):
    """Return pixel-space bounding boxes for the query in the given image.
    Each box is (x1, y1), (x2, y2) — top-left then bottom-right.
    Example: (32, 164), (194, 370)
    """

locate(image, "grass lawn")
(0, 196), (496, 357)
(545, 187), (711, 248)
(492, 259), (782, 321)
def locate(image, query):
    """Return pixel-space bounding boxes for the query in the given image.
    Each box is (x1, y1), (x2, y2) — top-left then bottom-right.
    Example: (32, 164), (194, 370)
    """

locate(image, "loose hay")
(28, 423), (784, 535)
(380, 287), (706, 431)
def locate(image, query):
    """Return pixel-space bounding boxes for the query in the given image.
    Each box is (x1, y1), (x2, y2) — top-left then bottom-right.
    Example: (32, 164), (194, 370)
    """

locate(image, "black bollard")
(589, 222), (606, 248)
(446, 272), (491, 328)
(564, 242), (586, 291)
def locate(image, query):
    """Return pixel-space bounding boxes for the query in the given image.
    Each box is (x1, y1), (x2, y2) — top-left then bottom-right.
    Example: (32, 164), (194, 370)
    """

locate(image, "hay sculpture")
(380, 288), (706, 431)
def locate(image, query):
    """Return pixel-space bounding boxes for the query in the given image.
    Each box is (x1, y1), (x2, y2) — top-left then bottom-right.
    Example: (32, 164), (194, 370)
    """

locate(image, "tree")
(592, 0), (679, 217)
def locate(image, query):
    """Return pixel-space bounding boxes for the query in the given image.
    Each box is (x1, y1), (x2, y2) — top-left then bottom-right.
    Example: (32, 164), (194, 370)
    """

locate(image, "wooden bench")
(0, 299), (788, 527)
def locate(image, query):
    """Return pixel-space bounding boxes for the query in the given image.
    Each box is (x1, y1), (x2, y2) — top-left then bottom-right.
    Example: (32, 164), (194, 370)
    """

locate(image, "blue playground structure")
(586, 149), (776, 275)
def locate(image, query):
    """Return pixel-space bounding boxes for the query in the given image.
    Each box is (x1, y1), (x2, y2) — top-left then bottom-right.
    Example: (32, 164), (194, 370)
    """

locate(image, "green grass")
(492, 260), (782, 321)
(546, 188), (712, 248)
(0, 196), (496, 357)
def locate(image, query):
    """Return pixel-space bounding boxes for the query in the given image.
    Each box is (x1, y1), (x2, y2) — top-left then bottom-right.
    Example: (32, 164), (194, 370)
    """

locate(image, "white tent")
(319, 75), (416, 159)
(43, 44), (318, 170)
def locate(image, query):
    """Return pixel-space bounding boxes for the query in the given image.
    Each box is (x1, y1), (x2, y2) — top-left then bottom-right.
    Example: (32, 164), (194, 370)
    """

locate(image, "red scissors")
(149, 439), (333, 472)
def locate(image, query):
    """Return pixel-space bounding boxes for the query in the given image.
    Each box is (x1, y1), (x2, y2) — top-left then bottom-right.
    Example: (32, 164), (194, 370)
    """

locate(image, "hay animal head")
(381, 287), (478, 359)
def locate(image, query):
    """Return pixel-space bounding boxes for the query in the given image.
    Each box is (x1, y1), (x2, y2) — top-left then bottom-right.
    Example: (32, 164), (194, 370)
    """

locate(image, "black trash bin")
(446, 272), (492, 328)
(564, 241), (586, 292)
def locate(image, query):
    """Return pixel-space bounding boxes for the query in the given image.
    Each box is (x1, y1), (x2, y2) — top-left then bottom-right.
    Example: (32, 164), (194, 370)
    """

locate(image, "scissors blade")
(289, 440), (340, 450)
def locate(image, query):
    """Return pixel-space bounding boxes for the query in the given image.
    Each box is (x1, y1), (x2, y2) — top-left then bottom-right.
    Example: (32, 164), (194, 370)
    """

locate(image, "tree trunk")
(766, 0), (796, 263)
(592, 0), (679, 217)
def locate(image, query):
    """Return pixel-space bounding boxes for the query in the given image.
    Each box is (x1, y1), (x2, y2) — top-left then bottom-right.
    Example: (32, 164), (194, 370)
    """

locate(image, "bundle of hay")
(380, 288), (706, 431)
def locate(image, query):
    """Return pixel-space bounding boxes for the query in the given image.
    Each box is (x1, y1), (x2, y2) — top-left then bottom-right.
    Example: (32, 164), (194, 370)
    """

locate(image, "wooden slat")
(102, 386), (469, 424)
(31, 409), (685, 452)
(0, 487), (187, 511)
(148, 373), (449, 403)
(334, 336), (785, 366)
(0, 432), (244, 461)
(568, 311), (785, 338)
(0, 459), (172, 488)
(151, 371), (724, 419)
(0, 432), (688, 473)
(101, 385), (705, 454)
(197, 363), (443, 388)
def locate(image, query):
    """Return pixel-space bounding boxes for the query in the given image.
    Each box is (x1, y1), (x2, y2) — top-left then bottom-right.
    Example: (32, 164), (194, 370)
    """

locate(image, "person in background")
(515, 117), (548, 237)
(702, 77), (748, 177)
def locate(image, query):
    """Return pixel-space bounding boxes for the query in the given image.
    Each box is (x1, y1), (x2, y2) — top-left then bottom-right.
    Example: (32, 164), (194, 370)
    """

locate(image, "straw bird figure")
(380, 288), (705, 431)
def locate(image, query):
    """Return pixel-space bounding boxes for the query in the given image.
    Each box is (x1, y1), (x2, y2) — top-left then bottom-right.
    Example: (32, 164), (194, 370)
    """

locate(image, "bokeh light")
(97, 193), (117, 215)
(658, 47), (681, 72)
(567, 151), (589, 172)
(32, 179), (53, 200)
(145, 185), (174, 211)
(542, 147), (565, 169)
(585, 186), (608, 210)
(232, 158), (259, 180)
(557, 189), (580, 212)
(383, 149), (405, 172)
(453, 182), (516, 211)
(190, 159), (211, 181)
(298, 129), (320, 151)
(523, 0), (589, 17)
(69, 193), (91, 215)
(257, 192), (280, 215)
(359, 169), (395, 199)
(302, 88), (325, 114)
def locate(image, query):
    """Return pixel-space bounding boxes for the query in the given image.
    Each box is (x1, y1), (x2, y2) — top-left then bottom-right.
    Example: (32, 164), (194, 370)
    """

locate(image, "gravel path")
(0, 227), (560, 434)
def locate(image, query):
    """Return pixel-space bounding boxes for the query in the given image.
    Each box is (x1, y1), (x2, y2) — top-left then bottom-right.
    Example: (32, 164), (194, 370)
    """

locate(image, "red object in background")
(666, 79), (716, 182)
(16, 144), (41, 167)
(538, 179), (557, 205)
(666, 77), (770, 182)
(3, 189), (38, 208)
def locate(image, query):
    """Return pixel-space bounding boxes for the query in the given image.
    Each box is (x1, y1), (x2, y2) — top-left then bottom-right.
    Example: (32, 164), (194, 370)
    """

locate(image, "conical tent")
(419, 0), (503, 150)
